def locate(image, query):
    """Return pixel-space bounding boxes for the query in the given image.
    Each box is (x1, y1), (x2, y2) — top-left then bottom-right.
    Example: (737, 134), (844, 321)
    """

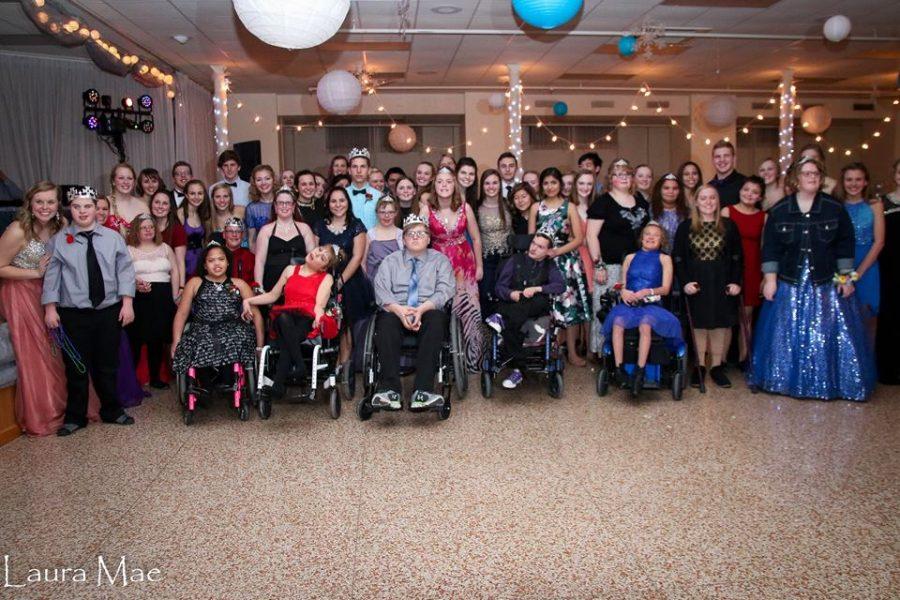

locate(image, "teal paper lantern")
(512, 0), (583, 30)
(618, 35), (637, 57)
(553, 101), (568, 117)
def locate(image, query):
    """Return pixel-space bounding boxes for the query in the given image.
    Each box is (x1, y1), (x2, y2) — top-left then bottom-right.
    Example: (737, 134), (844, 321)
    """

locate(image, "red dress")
(729, 208), (765, 307)
(269, 266), (338, 339)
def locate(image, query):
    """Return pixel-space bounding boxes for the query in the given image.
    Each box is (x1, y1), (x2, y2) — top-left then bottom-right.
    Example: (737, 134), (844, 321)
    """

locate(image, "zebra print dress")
(428, 207), (484, 372)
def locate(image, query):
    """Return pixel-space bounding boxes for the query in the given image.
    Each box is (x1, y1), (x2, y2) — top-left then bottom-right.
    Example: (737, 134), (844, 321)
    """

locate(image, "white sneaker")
(410, 390), (444, 409)
(502, 369), (524, 389)
(371, 391), (401, 411)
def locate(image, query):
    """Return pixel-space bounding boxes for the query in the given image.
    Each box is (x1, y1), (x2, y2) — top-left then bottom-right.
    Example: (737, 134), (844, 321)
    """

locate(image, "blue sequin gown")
(844, 201), (880, 316)
(601, 250), (683, 347)
(748, 259), (876, 401)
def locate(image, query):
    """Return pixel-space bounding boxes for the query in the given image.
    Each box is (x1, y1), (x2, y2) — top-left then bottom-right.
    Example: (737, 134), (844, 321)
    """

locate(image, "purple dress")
(365, 229), (403, 282)
(184, 222), (205, 278)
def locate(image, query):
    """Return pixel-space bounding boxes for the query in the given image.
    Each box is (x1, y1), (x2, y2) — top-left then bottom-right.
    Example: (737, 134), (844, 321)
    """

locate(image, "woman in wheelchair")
(485, 232), (565, 389)
(601, 223), (683, 396)
(242, 245), (340, 399)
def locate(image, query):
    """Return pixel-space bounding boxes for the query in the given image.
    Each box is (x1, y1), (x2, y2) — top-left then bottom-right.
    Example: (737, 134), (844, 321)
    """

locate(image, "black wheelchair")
(480, 315), (565, 399)
(356, 301), (467, 421)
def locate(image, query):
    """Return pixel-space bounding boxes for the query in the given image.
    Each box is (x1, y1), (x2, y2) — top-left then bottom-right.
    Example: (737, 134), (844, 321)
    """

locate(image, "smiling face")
(314, 174), (326, 198)
(640, 225), (663, 251)
(610, 169), (633, 193)
(281, 170), (295, 189)
(376, 202), (397, 227)
(113, 166), (135, 196)
(95, 198), (110, 224)
(140, 174), (160, 197)
(173, 165), (192, 190)
(254, 169), (274, 197)
(220, 159), (240, 181)
(513, 189), (533, 213)
(274, 193), (295, 219)
(137, 218), (156, 242)
(758, 159), (778, 185)
(739, 181), (762, 207)
(222, 225), (243, 250)
(212, 187), (232, 212)
(681, 164), (700, 189)
(435, 171), (456, 199)
(498, 157), (517, 182)
(415, 163), (434, 188)
(660, 180), (680, 205)
(297, 174), (316, 200)
(29, 189), (59, 225)
(635, 166), (653, 192)
(541, 175), (561, 199)
(331, 157), (348, 176)
(696, 187), (720, 218)
(396, 179), (416, 202)
(369, 170), (385, 192)
(70, 197), (97, 228)
(328, 190), (348, 219)
(797, 163), (822, 194)
(150, 192), (172, 219)
(576, 173), (594, 202)
(186, 183), (206, 207)
(482, 173), (500, 199)
(457, 165), (476, 189)
(841, 168), (868, 199)
(204, 247), (228, 277)
(561, 174), (575, 198)
(712, 147), (735, 176)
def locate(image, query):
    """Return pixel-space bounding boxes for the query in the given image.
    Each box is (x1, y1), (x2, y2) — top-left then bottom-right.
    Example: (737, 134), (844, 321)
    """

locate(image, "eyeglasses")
(275, 200), (294, 207)
(613, 173), (633, 179)
(799, 171), (821, 178)
(404, 230), (429, 239)
(378, 210), (397, 215)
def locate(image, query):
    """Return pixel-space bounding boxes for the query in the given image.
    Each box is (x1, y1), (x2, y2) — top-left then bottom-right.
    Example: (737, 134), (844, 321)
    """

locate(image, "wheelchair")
(594, 286), (688, 400)
(356, 302), (467, 421)
(480, 315), (565, 398)
(255, 277), (346, 420)
(176, 360), (258, 425)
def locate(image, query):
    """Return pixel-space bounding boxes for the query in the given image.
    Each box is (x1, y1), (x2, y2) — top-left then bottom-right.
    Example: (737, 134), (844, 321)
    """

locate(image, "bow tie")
(226, 182), (238, 187)
(351, 188), (367, 196)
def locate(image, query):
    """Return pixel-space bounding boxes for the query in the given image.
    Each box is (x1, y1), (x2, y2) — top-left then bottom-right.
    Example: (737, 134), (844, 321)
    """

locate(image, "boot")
(631, 366), (645, 398)
(616, 365), (631, 388)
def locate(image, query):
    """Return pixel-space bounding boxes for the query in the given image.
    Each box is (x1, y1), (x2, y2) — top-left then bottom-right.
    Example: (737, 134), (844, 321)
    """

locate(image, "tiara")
(135, 213), (154, 222)
(223, 217), (244, 230)
(662, 173), (678, 181)
(205, 240), (223, 248)
(67, 186), (97, 201)
(437, 166), (454, 175)
(348, 147), (371, 161)
(612, 159), (629, 167)
(402, 213), (428, 230)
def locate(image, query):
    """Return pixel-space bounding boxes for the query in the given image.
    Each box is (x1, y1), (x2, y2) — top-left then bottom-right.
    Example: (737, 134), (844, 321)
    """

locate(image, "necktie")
(79, 231), (105, 307)
(407, 258), (419, 308)
(505, 184), (512, 197)
(351, 188), (367, 196)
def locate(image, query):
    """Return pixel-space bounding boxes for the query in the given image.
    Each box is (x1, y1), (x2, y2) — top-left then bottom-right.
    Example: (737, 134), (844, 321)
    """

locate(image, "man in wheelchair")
(371, 215), (456, 410)
(485, 232), (565, 388)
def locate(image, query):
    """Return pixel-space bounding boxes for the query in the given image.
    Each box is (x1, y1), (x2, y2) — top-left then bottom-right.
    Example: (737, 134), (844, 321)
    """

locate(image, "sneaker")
(502, 369), (523, 389)
(485, 313), (504, 334)
(371, 390), (402, 411)
(709, 365), (732, 388)
(410, 390), (444, 409)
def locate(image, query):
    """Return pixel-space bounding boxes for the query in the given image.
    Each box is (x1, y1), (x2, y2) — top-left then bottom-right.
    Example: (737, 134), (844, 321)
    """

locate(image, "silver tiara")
(662, 173), (678, 181)
(612, 159), (629, 167)
(402, 213), (428, 230)
(437, 166), (454, 175)
(348, 147), (371, 161)
(67, 186), (97, 201)
(223, 217), (244, 230)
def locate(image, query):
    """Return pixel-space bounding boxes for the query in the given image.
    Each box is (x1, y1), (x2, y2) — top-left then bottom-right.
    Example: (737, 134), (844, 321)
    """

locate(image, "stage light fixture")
(100, 95), (112, 108)
(140, 120), (154, 133)
(83, 89), (100, 106)
(122, 97), (134, 109)
(83, 115), (99, 130)
(138, 95), (153, 110)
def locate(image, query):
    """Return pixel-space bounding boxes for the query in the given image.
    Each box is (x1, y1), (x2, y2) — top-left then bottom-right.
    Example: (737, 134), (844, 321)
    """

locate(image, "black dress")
(876, 194), (900, 384)
(262, 222), (306, 292)
(313, 217), (374, 323)
(298, 201), (325, 229)
(673, 218), (743, 329)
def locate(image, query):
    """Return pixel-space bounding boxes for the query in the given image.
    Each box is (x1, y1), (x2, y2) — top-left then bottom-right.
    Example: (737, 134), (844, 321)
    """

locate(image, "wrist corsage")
(832, 271), (859, 285)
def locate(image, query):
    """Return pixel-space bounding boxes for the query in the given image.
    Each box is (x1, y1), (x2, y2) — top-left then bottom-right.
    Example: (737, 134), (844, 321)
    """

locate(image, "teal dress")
(844, 201), (880, 315)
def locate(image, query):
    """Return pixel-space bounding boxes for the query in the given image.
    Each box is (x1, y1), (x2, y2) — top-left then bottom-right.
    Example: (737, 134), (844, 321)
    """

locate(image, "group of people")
(0, 140), (897, 435)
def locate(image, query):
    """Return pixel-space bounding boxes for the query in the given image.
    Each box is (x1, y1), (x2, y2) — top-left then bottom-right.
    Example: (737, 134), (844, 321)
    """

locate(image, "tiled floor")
(1, 366), (897, 599)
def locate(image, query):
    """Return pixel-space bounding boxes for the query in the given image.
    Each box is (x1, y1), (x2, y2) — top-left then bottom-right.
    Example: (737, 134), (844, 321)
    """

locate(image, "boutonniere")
(365, 192), (372, 201)
(65, 233), (74, 244)
(224, 282), (243, 298)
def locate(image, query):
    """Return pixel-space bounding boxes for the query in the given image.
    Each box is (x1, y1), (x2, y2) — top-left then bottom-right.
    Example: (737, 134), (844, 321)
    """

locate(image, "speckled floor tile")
(1, 368), (897, 599)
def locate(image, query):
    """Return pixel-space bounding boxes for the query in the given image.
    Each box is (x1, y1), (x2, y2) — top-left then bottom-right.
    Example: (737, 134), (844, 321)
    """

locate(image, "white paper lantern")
(488, 93), (506, 110)
(388, 124), (417, 153)
(86, 41), (132, 77)
(702, 96), (737, 129)
(823, 15), (851, 43)
(316, 70), (362, 115)
(801, 105), (833, 135)
(233, 0), (350, 50)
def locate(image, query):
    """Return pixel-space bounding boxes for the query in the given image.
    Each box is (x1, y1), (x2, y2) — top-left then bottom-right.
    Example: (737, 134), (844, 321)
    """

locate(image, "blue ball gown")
(844, 200), (880, 316)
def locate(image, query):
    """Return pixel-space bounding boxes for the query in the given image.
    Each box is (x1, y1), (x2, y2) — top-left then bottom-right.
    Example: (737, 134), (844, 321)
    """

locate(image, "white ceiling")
(1, 0), (899, 93)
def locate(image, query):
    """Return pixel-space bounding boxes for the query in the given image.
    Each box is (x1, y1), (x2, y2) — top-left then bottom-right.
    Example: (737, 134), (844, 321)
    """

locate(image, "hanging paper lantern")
(488, 93), (506, 110)
(387, 124), (417, 153)
(86, 41), (132, 77)
(132, 64), (165, 88)
(316, 70), (362, 115)
(553, 101), (568, 117)
(233, 0), (350, 49)
(20, 1), (86, 47)
(801, 105), (833, 135)
(618, 35), (638, 57)
(512, 0), (583, 30)
(823, 15), (851, 43)
(702, 96), (737, 128)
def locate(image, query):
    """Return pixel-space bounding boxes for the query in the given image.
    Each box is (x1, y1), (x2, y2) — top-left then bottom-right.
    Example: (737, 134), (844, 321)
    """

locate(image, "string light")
(506, 65), (524, 168)
(211, 66), (229, 152)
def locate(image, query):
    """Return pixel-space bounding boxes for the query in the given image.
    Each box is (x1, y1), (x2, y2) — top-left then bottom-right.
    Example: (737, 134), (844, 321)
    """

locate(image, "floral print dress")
(536, 199), (592, 327)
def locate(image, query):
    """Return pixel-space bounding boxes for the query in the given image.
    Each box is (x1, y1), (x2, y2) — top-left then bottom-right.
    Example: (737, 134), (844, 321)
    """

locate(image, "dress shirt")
(348, 183), (382, 230)
(211, 178), (251, 207)
(373, 248), (455, 309)
(170, 188), (185, 208)
(42, 224), (136, 309)
(501, 180), (518, 201)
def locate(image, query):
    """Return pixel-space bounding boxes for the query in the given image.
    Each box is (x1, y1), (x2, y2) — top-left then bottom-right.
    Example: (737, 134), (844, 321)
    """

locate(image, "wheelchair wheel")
(244, 364), (257, 407)
(671, 372), (684, 401)
(329, 387), (341, 419)
(182, 407), (193, 426)
(361, 317), (377, 398)
(438, 401), (451, 421)
(238, 400), (250, 421)
(596, 367), (609, 397)
(176, 372), (188, 407)
(480, 371), (493, 399)
(356, 398), (373, 421)
(549, 372), (564, 398)
(338, 361), (354, 401)
(258, 395), (272, 420)
(449, 312), (468, 399)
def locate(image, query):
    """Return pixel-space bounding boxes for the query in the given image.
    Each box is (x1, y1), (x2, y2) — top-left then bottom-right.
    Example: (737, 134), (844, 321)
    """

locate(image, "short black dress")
(673, 218), (743, 329)
(172, 278), (256, 372)
(263, 222), (306, 292)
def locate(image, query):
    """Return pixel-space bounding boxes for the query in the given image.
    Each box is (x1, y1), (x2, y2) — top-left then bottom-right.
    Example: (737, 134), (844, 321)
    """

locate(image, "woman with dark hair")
(136, 168), (165, 206)
(876, 158), (900, 384)
(677, 161), (703, 208)
(296, 169), (325, 227)
(328, 155), (349, 181)
(634, 164), (653, 203)
(394, 176), (418, 221)
(798, 144), (837, 194)
(438, 153), (457, 171)
(749, 157), (875, 401)
(254, 188), (316, 293)
(456, 156), (478, 210)
(172, 243), (263, 377)
(331, 174), (351, 189)
(313, 186), (371, 364)
(509, 183), (536, 237)
(649, 173), (689, 255)
(476, 168), (510, 315)
(178, 179), (213, 277)
(530, 166), (591, 366)
(150, 190), (186, 291)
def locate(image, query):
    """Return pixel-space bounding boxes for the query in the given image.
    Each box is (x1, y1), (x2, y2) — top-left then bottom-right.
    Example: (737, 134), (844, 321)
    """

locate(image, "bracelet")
(832, 271), (859, 285)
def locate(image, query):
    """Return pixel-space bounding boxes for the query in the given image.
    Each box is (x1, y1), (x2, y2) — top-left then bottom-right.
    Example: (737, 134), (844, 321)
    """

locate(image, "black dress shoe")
(631, 366), (645, 398)
(56, 423), (82, 436)
(709, 365), (732, 388)
(616, 365), (631, 388)
(103, 414), (135, 425)
(690, 366), (706, 388)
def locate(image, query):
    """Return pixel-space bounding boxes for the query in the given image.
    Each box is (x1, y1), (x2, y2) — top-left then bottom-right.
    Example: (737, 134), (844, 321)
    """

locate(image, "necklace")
(436, 205), (459, 231)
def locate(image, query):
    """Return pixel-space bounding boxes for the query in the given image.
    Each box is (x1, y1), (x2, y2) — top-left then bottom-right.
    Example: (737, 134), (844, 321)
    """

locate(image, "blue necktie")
(407, 258), (419, 308)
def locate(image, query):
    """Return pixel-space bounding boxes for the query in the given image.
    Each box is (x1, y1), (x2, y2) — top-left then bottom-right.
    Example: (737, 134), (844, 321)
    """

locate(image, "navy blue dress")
(313, 218), (374, 322)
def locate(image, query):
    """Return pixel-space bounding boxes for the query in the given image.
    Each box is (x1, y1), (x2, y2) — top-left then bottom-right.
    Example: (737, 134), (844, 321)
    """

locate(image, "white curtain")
(175, 72), (216, 184)
(0, 50), (213, 194)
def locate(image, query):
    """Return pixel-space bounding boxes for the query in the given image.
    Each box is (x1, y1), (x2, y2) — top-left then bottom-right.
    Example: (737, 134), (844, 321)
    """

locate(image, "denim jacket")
(761, 193), (855, 285)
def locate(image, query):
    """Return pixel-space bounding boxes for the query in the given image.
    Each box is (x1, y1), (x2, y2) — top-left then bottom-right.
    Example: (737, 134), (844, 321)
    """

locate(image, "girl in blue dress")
(602, 223), (683, 396)
(836, 163), (884, 334)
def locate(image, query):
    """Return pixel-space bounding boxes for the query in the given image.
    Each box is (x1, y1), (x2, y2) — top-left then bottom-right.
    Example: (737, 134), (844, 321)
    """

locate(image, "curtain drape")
(0, 50), (213, 195)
